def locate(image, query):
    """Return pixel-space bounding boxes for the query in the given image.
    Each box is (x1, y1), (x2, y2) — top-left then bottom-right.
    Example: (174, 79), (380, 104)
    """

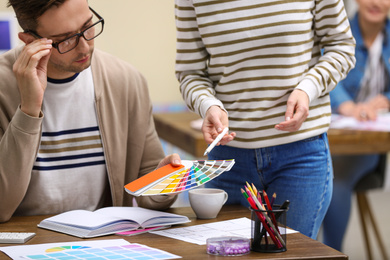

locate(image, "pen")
(275, 200), (290, 219)
(203, 127), (229, 156)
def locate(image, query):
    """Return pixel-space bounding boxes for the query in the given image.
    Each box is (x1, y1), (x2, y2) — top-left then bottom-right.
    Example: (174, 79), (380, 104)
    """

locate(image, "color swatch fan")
(125, 159), (235, 196)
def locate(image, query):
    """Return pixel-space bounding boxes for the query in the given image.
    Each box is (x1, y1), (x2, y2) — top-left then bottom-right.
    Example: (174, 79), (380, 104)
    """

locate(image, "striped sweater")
(175, 0), (356, 148)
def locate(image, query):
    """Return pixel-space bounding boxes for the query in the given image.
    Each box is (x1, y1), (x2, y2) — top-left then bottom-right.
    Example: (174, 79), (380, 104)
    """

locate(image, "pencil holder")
(249, 205), (288, 253)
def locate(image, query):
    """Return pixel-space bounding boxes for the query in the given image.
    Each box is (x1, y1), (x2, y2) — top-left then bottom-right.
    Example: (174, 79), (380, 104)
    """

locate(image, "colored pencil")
(263, 191), (279, 232)
(241, 188), (249, 199)
(270, 192), (276, 206)
(251, 183), (258, 197)
(246, 182), (255, 196)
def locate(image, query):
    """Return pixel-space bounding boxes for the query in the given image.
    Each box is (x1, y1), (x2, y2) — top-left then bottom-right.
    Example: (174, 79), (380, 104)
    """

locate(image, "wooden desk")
(154, 112), (207, 158)
(0, 205), (347, 259)
(153, 112), (390, 156)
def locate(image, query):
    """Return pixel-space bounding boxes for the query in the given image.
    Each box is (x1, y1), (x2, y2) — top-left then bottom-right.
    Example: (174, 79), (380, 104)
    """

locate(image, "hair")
(7, 0), (67, 31)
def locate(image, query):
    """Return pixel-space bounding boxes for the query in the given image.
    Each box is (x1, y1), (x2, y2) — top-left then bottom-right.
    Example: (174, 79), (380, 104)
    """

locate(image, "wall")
(0, 0), (185, 108)
(343, 0), (357, 17)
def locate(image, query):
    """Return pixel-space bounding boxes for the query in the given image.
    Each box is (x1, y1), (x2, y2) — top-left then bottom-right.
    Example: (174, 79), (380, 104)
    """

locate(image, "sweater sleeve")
(135, 112), (178, 210)
(295, 0), (356, 102)
(175, 0), (225, 118)
(0, 108), (42, 222)
(329, 80), (354, 112)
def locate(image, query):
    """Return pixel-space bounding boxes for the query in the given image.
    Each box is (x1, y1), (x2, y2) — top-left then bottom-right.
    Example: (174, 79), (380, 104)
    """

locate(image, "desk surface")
(153, 112), (390, 157)
(0, 205), (347, 260)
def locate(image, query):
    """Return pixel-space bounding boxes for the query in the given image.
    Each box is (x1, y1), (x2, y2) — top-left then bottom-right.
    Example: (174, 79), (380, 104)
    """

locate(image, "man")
(0, 0), (180, 223)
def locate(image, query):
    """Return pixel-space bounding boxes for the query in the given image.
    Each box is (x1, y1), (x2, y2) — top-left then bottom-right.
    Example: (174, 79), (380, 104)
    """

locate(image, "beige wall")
(343, 0), (357, 17)
(0, 0), (185, 107)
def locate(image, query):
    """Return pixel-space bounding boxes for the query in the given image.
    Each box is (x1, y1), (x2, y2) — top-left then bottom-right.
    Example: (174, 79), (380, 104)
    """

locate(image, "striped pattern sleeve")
(175, 0), (223, 117)
(297, 0), (356, 102)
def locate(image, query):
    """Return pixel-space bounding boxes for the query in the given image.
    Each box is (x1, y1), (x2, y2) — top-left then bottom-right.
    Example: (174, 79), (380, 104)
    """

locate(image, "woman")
(174, 0), (356, 239)
(323, 0), (390, 251)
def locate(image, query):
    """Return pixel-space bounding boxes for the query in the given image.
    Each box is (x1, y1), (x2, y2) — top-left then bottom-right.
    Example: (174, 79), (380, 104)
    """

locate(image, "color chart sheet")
(125, 159), (235, 196)
(0, 239), (181, 260)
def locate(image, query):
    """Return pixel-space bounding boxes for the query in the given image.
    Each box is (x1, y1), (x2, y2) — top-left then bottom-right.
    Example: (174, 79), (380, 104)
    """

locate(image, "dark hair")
(7, 0), (67, 31)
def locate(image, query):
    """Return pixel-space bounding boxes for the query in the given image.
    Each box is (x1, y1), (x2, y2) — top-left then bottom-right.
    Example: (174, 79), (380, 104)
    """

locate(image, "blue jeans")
(322, 154), (380, 251)
(206, 133), (333, 239)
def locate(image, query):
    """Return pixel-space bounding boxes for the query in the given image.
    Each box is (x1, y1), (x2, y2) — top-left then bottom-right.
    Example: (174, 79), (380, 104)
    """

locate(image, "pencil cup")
(249, 205), (288, 253)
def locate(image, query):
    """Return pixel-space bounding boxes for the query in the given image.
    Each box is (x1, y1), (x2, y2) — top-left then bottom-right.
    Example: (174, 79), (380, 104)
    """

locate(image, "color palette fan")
(125, 159), (235, 196)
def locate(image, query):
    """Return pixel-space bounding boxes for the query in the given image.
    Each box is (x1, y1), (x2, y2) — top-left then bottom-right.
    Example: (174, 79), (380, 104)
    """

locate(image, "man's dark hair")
(7, 0), (67, 31)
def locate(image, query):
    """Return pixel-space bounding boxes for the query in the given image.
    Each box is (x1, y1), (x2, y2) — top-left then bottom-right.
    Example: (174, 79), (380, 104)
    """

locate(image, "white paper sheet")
(150, 217), (298, 245)
(330, 113), (390, 131)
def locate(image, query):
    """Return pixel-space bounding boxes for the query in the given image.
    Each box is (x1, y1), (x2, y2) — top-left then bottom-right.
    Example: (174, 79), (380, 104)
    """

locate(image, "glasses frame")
(25, 7), (104, 54)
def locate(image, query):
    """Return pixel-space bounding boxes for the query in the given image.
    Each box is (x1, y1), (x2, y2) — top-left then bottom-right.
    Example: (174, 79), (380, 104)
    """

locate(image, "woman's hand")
(275, 89), (309, 132)
(202, 106), (235, 145)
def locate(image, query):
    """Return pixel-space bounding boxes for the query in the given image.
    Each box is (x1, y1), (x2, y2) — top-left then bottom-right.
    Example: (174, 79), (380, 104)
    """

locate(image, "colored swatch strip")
(46, 246), (91, 252)
(25, 244), (180, 259)
(124, 159), (235, 196)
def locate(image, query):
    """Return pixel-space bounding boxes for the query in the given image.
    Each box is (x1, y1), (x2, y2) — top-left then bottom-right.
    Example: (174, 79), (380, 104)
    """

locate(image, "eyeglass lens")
(57, 13), (103, 53)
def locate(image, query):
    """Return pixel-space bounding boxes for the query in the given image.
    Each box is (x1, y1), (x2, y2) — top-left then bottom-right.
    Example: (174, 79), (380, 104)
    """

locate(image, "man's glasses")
(25, 7), (104, 54)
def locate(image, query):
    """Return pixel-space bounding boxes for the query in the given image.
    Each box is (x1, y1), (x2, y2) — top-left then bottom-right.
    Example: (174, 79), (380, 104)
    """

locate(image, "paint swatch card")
(125, 159), (235, 196)
(0, 239), (181, 260)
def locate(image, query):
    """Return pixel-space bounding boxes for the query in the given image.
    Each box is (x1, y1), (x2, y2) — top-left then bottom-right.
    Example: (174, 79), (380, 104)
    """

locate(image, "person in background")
(174, 0), (356, 239)
(0, 0), (180, 223)
(323, 0), (390, 251)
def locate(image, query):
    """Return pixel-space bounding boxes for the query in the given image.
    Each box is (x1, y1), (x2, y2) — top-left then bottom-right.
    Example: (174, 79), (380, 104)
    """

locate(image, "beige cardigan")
(0, 46), (176, 222)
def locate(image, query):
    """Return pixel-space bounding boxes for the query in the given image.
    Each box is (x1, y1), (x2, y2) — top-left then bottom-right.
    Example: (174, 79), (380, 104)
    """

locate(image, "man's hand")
(202, 106), (235, 145)
(275, 89), (309, 132)
(13, 33), (52, 117)
(156, 153), (182, 169)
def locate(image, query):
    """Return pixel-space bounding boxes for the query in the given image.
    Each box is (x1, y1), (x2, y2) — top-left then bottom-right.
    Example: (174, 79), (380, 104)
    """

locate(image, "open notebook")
(37, 207), (190, 238)
(125, 159), (235, 196)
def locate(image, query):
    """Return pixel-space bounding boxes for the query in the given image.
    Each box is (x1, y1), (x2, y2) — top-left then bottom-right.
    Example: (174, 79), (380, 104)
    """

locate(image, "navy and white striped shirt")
(16, 68), (108, 216)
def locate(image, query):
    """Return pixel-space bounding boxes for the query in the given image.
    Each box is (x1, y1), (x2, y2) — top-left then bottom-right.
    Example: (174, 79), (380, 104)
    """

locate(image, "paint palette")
(125, 159), (235, 196)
